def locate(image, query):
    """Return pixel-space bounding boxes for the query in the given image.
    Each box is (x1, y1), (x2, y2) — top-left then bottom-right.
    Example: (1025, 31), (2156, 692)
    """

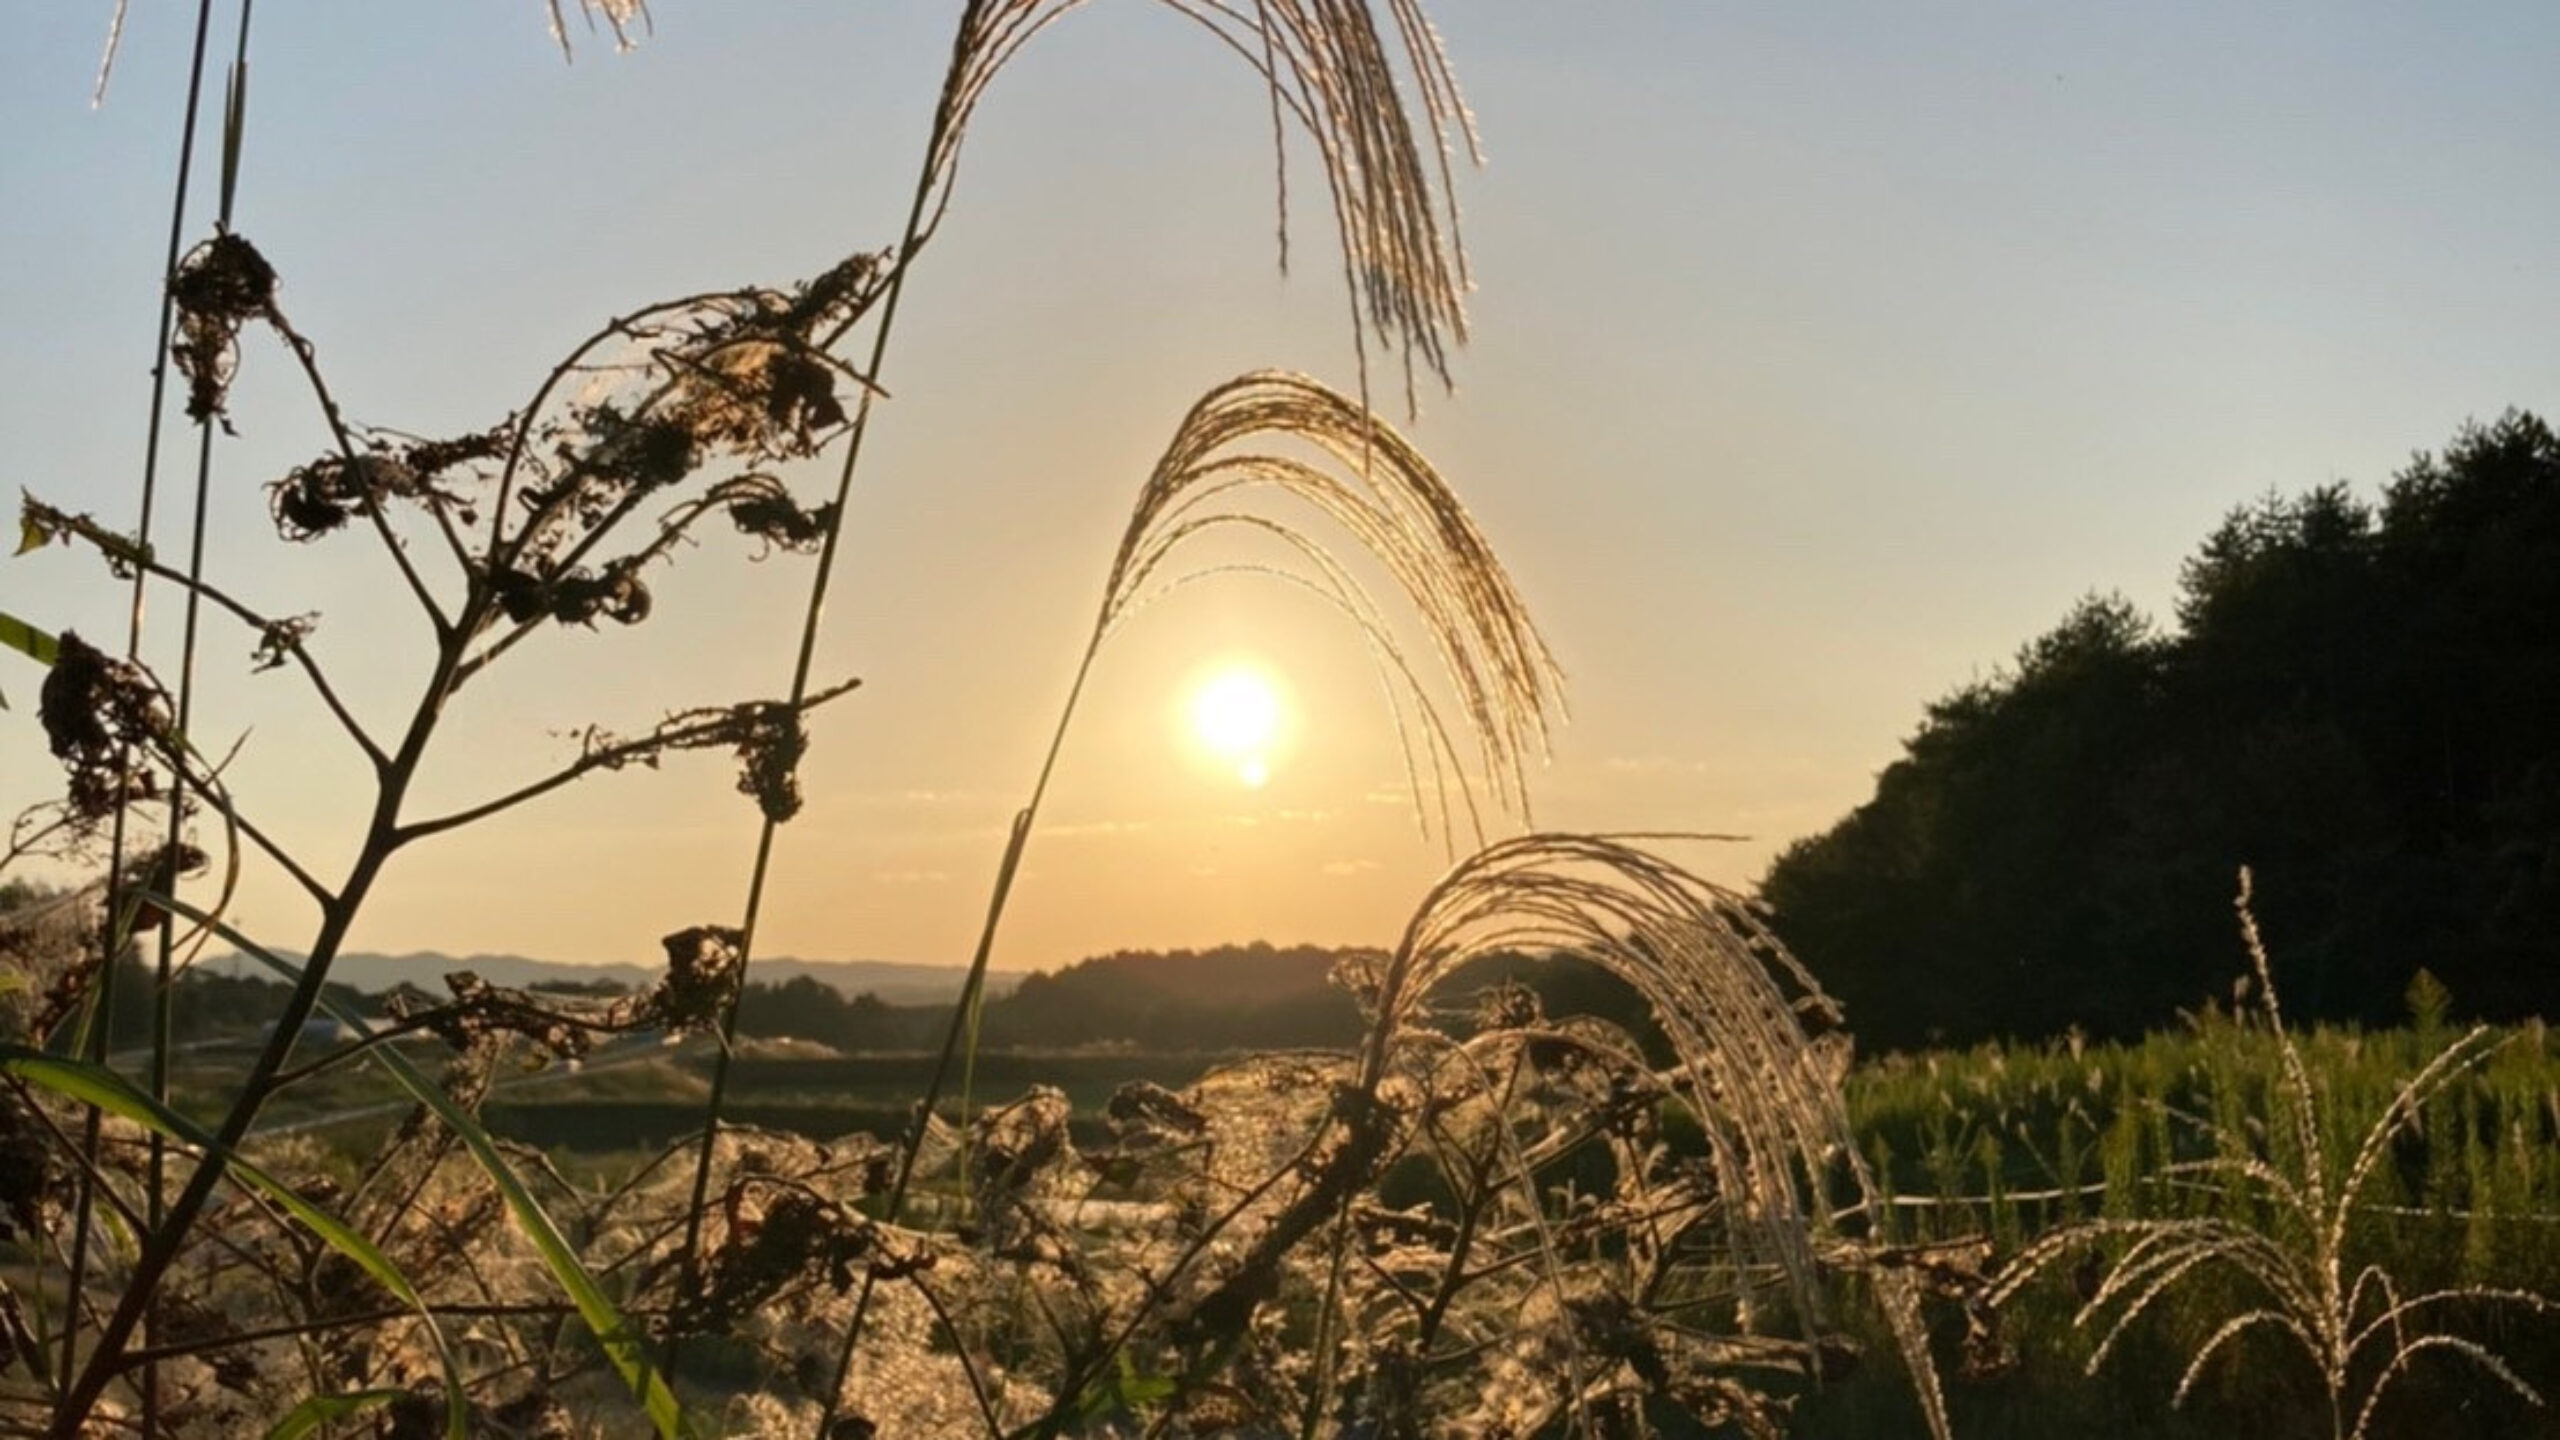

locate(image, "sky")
(4, 3), (2557, 978)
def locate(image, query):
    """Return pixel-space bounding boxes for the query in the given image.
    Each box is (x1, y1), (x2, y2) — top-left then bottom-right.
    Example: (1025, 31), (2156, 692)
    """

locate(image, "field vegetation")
(4, 6), (2557, 1439)
(23, 886), (2560, 1436)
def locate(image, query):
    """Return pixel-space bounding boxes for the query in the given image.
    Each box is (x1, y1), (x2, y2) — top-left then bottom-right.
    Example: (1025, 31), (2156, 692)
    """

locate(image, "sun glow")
(1189, 665), (1286, 788)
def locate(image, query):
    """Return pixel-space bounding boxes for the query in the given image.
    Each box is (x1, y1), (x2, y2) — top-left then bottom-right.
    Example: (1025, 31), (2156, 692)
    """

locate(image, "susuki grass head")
(1095, 370), (1561, 847)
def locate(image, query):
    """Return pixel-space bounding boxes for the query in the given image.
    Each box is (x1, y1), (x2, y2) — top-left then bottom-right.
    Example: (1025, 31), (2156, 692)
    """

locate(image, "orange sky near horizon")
(5, 5), (2558, 977)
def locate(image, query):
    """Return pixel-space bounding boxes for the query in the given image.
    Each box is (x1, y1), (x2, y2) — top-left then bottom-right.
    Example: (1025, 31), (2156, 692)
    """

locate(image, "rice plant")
(1982, 870), (2558, 1440)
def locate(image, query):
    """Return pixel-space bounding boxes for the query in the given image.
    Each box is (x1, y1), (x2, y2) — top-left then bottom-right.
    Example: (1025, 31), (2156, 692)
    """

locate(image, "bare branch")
(390, 679), (859, 846)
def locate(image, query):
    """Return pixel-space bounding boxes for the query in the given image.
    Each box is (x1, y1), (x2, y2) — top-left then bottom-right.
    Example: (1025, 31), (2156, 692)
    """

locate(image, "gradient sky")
(5, 4), (2557, 977)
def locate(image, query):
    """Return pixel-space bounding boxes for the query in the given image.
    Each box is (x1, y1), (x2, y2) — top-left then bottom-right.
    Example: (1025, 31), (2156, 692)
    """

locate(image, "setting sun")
(1188, 665), (1286, 787)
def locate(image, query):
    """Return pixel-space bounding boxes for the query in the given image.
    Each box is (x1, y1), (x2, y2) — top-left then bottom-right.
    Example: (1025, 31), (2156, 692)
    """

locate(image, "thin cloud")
(1045, 819), (1153, 839)
(1602, 756), (1710, 776)
(843, 787), (1006, 807)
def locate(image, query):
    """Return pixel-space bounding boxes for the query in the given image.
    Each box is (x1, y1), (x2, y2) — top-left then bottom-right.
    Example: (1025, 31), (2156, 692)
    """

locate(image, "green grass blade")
(165, 897), (694, 1439)
(0, 1048), (469, 1439)
(0, 608), (59, 709)
(0, 609), (59, 663)
(264, 1387), (405, 1440)
(219, 59), (248, 224)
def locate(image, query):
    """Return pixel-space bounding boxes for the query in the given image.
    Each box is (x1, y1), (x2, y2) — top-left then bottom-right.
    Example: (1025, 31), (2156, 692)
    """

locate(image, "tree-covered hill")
(967, 943), (1660, 1053)
(974, 941), (1361, 1049)
(1763, 411), (2560, 1049)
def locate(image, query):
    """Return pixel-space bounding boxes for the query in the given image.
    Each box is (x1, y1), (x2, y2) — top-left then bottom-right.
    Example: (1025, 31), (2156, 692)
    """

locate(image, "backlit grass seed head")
(43, 7), (1501, 1436)
(1102, 370), (1561, 845)
(1362, 832), (1955, 1438)
(931, 2), (1474, 399)
(545, 0), (651, 59)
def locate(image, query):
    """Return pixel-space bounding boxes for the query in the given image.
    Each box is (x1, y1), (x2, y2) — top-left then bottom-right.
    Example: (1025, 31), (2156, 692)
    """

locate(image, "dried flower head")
(266, 454), (426, 541)
(725, 480), (836, 556)
(169, 232), (277, 425)
(731, 702), (808, 823)
(670, 343), (848, 460)
(646, 925), (747, 1033)
(37, 631), (170, 825)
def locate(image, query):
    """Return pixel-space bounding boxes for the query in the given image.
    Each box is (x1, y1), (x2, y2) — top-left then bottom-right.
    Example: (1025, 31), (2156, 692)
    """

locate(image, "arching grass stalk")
(21, 5), (1490, 1431)
(825, 366), (1560, 1432)
(996, 833), (1952, 1439)
(650, 0), (1484, 1406)
(1336, 833), (1952, 1439)
(674, 0), (1486, 1281)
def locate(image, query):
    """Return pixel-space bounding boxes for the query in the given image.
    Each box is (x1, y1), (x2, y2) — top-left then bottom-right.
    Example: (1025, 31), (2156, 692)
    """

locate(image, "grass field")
(181, 1006), (2560, 1438)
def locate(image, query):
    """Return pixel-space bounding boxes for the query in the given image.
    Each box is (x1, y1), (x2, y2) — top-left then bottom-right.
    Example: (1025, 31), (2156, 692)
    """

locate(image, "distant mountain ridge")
(198, 950), (1019, 1005)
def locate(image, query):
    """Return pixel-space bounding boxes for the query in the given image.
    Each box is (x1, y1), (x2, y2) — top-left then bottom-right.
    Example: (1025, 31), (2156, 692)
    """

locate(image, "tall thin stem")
(59, 0), (222, 1414)
(819, 622), (1104, 1428)
(667, 0), (993, 1391)
(144, 22), (255, 1433)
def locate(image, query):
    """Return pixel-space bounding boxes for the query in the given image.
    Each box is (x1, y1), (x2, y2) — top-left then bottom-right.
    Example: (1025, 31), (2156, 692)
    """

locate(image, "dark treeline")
(1, 862), (1663, 1059)
(732, 976), (938, 1049)
(975, 942), (1360, 1050)
(9, 890), (1656, 1059)
(1763, 411), (2560, 1050)
(965, 943), (1664, 1053)
(50, 956), (373, 1051)
(659, 944), (1663, 1054)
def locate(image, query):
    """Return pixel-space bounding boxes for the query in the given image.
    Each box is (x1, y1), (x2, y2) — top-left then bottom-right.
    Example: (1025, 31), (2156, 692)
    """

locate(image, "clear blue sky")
(5, 4), (2556, 972)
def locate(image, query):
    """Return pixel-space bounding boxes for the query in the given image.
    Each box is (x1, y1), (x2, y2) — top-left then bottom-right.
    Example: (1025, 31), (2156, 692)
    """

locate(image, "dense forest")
(1762, 411), (2560, 1049)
